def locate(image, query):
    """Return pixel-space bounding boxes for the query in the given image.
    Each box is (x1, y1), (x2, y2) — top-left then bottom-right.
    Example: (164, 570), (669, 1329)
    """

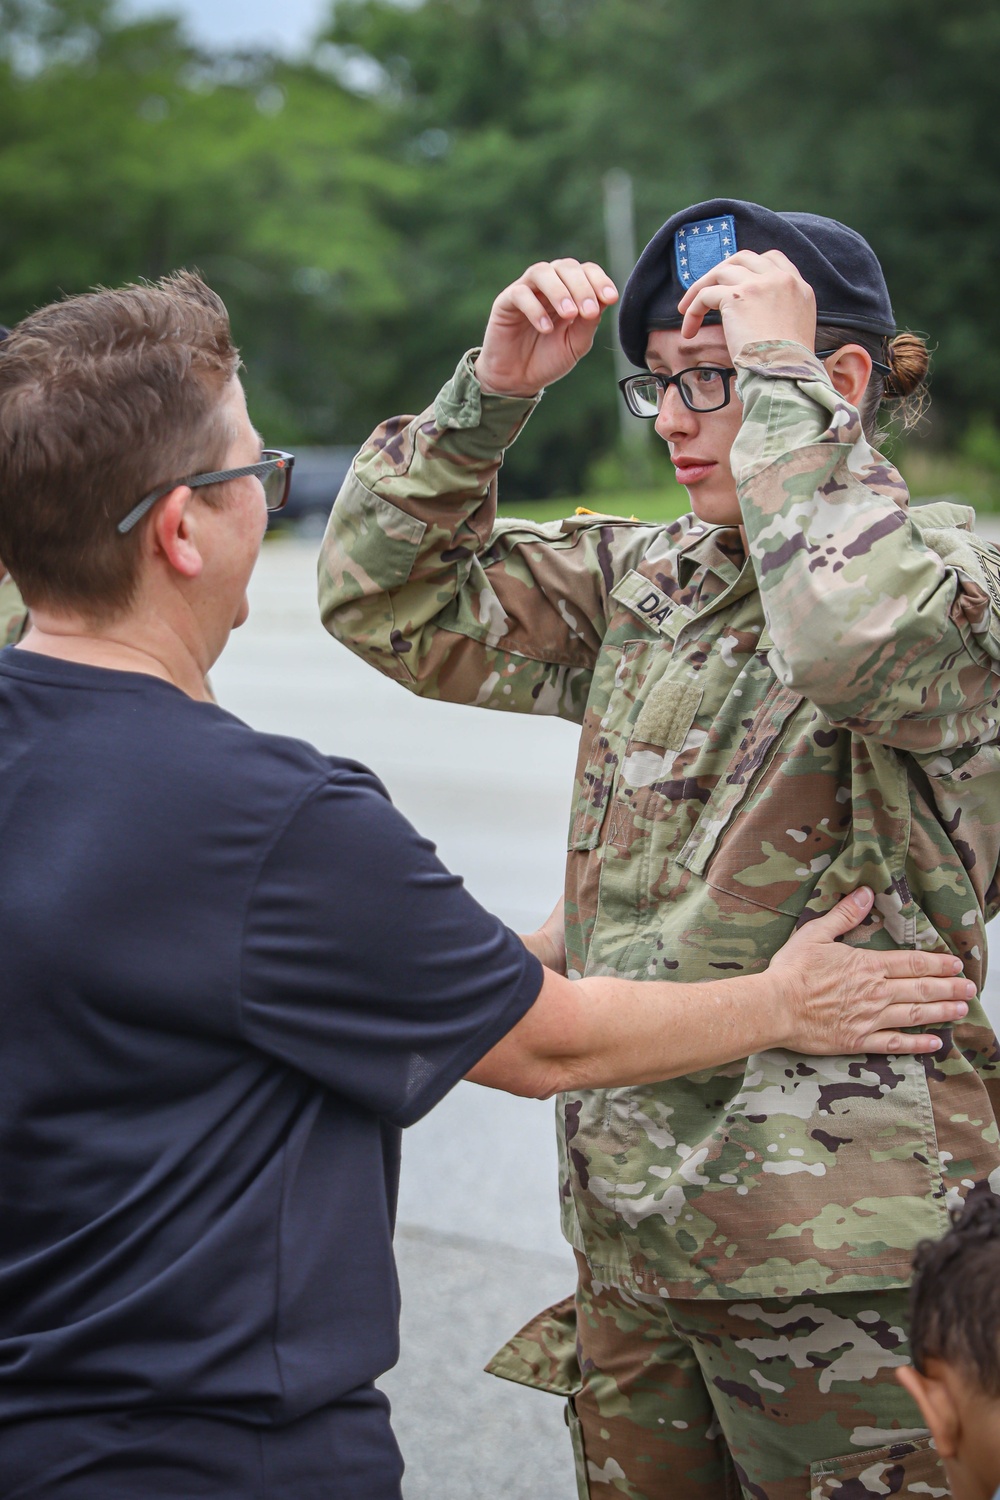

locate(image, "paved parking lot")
(212, 528), (1000, 1499)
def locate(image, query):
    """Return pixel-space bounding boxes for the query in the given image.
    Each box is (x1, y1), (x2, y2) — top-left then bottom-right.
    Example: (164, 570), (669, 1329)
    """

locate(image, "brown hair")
(815, 323), (929, 441)
(0, 271), (240, 619)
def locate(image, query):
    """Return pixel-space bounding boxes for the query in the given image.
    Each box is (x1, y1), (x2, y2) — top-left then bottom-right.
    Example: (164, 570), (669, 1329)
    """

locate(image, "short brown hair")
(0, 271), (240, 618)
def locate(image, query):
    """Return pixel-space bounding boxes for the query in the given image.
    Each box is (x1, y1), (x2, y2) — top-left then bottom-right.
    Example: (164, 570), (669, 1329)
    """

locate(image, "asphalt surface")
(211, 527), (1000, 1500)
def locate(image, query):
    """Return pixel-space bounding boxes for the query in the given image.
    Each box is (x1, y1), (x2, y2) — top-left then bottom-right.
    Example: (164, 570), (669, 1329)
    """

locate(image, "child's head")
(897, 1192), (1000, 1500)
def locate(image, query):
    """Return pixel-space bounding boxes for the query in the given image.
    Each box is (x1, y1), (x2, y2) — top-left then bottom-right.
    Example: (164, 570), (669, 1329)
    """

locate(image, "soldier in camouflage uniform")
(318, 199), (1000, 1498)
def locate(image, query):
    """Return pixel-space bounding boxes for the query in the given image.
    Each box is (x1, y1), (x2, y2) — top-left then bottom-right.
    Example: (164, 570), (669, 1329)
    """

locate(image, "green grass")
(498, 484), (692, 525)
(500, 448), (1000, 524)
(899, 448), (1000, 512)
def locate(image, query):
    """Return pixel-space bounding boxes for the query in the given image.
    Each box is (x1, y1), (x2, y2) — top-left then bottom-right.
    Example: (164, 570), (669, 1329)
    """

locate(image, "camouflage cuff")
(734, 339), (833, 396)
(433, 350), (542, 436)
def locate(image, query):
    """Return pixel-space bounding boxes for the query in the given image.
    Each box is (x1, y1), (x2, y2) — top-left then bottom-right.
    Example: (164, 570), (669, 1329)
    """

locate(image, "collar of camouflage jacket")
(674, 521), (747, 587)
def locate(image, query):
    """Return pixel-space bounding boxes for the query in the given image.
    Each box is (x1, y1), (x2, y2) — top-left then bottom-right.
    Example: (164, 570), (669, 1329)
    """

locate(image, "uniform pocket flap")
(677, 681), (806, 879)
(484, 1294), (581, 1397)
(323, 476), (427, 593)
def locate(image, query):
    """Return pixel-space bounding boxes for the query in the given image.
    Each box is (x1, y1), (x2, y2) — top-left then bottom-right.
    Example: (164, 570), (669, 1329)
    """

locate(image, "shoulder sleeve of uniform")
(911, 508), (1000, 655)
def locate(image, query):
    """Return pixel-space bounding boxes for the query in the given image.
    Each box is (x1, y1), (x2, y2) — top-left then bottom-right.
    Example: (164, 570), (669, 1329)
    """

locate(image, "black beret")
(618, 197), (896, 369)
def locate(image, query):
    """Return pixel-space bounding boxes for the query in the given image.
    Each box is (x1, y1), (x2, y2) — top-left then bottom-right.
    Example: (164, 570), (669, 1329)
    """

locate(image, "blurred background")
(4, 0), (1000, 522)
(7, 5), (1000, 1493)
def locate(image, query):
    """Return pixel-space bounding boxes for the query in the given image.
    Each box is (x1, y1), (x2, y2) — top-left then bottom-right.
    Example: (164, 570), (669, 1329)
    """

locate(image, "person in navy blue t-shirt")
(0, 273), (970, 1499)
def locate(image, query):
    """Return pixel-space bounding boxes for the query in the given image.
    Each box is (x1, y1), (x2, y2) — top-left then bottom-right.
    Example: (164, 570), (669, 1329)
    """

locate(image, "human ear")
(896, 1364), (960, 1458)
(823, 344), (873, 410)
(151, 487), (203, 581)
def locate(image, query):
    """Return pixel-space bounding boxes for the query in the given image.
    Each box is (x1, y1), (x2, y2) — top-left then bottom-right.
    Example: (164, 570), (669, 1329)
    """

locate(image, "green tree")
(322, 0), (1000, 492)
(5, 0), (1000, 491)
(0, 0), (414, 443)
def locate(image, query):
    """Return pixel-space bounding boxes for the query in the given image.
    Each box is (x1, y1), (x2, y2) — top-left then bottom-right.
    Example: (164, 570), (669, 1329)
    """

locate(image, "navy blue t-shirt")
(0, 650), (542, 1496)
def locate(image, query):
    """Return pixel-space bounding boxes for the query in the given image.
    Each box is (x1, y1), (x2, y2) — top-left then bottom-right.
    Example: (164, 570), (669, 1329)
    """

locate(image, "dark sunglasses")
(117, 449), (295, 535)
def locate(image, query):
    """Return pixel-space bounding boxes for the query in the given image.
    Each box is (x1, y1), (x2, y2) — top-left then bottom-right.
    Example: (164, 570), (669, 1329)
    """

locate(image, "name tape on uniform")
(611, 570), (693, 640)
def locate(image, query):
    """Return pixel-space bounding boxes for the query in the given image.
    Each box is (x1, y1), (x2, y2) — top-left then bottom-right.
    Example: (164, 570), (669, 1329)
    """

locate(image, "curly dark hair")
(909, 1190), (1000, 1394)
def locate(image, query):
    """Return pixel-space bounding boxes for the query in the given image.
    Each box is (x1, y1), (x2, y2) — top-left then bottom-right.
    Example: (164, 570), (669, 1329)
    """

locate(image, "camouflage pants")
(487, 1253), (944, 1500)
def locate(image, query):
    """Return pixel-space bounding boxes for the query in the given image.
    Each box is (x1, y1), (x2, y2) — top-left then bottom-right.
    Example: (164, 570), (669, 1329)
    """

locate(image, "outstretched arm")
(471, 887), (972, 1098)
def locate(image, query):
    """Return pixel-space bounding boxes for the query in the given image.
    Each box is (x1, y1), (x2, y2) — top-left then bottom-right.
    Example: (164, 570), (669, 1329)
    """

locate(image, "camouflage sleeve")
(732, 340), (1000, 753)
(318, 350), (652, 723)
(0, 572), (28, 645)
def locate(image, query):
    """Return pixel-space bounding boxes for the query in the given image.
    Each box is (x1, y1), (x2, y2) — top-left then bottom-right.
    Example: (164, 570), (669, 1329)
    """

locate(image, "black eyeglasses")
(618, 365), (738, 417)
(619, 348), (895, 420)
(117, 449), (295, 535)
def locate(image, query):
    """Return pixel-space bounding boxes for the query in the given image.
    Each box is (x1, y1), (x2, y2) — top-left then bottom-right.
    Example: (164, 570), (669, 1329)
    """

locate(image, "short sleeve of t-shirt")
(240, 763), (544, 1127)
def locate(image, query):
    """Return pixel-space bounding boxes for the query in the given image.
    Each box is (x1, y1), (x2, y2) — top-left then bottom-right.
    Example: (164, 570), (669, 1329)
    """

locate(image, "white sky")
(122, 0), (332, 54)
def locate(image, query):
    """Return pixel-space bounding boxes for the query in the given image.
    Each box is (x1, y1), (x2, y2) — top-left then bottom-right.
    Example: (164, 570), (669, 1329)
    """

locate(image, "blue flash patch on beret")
(674, 215), (737, 289)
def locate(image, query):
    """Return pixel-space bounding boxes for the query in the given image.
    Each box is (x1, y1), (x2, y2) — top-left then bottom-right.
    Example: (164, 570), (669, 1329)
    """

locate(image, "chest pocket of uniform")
(675, 673), (844, 917)
(568, 638), (695, 852)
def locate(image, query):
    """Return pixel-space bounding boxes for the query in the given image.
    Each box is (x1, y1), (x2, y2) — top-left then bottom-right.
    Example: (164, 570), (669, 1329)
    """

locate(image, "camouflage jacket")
(0, 573), (28, 646)
(319, 341), (1000, 1299)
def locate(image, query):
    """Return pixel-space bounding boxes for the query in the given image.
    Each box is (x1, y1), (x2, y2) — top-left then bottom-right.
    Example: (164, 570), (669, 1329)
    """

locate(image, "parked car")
(270, 445), (358, 534)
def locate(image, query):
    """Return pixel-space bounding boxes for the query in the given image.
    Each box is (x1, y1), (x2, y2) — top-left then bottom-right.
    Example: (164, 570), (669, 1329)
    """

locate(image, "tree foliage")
(3, 0), (1000, 494)
(0, 0), (415, 442)
(324, 0), (1000, 492)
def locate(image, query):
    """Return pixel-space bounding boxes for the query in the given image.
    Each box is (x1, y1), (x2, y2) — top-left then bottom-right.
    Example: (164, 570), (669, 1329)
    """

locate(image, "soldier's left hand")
(676, 249), (817, 360)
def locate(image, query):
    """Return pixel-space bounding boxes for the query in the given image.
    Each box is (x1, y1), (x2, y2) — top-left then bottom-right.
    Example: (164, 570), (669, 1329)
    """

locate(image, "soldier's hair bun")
(815, 322), (930, 436)
(885, 332), (929, 399)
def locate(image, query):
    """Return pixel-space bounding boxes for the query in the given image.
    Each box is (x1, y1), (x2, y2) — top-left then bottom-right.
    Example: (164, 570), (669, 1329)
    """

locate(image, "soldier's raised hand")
(676, 248), (817, 360)
(474, 259), (618, 398)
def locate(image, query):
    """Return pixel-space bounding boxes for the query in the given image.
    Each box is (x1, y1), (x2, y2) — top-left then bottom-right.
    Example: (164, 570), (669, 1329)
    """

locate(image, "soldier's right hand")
(473, 260), (618, 398)
(768, 887), (975, 1055)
